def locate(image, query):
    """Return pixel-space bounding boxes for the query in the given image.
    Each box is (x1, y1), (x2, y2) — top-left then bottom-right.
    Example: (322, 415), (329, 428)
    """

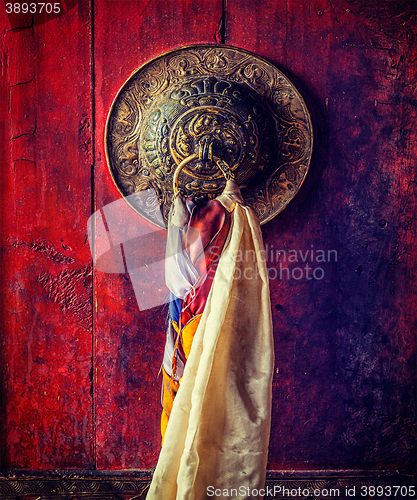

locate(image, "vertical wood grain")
(92, 0), (224, 469)
(226, 0), (416, 470)
(0, 0), (415, 475)
(0, 1), (94, 468)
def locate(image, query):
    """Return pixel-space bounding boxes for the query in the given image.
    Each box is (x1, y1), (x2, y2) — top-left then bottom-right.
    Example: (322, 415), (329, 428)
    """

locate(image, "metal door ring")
(173, 154), (234, 197)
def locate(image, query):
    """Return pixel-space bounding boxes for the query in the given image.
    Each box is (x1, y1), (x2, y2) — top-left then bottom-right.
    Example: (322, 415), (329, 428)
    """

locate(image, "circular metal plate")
(106, 44), (313, 228)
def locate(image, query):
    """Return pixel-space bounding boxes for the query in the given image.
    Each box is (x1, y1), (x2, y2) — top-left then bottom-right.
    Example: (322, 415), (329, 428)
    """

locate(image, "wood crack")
(215, 0), (226, 44)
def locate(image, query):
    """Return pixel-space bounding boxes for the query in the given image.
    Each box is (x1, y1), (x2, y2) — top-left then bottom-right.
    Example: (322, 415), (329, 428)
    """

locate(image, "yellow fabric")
(181, 314), (202, 360)
(172, 320), (180, 335)
(148, 205), (274, 500)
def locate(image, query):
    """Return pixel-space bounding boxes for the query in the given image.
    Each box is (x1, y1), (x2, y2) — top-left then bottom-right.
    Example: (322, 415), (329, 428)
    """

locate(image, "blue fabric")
(169, 292), (182, 325)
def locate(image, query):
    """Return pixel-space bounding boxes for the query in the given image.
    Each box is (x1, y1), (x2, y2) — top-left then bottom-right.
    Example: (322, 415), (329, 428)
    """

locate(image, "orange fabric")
(161, 314), (202, 442)
(181, 314), (202, 360)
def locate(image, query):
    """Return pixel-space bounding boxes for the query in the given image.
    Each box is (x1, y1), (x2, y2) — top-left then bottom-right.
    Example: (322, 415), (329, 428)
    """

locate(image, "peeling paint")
(10, 238), (76, 264)
(37, 266), (93, 331)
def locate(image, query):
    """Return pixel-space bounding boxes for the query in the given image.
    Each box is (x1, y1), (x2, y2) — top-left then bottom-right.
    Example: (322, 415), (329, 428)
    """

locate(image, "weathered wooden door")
(1, 0), (415, 496)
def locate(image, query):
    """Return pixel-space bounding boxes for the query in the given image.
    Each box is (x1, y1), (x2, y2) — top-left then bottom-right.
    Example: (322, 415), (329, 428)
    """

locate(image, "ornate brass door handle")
(106, 45), (313, 228)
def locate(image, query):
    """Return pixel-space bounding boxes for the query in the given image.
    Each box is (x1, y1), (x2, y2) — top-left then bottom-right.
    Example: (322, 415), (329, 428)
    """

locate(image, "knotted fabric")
(147, 202), (274, 500)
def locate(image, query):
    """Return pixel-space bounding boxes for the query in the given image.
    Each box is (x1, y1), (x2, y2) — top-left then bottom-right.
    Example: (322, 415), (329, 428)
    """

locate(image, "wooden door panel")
(0, 0), (415, 482)
(226, 0), (416, 470)
(92, 0), (224, 469)
(1, 1), (94, 468)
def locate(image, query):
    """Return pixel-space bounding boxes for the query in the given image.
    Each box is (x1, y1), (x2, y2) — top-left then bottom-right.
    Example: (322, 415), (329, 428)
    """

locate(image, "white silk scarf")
(147, 204), (274, 500)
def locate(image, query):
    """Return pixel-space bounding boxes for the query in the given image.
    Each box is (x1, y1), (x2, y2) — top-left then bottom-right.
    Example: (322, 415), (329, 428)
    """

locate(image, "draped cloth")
(147, 203), (274, 500)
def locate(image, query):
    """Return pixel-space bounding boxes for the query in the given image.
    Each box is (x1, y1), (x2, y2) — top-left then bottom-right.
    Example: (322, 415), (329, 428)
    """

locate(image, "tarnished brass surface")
(106, 45), (313, 227)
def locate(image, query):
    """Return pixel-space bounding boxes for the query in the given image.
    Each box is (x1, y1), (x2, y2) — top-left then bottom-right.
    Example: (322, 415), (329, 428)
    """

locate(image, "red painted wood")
(92, 0), (224, 469)
(0, 0), (415, 475)
(227, 0), (417, 470)
(0, 2), (94, 468)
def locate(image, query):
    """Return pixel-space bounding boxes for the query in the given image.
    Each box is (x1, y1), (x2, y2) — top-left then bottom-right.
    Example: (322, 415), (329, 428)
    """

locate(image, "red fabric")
(180, 199), (231, 327)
